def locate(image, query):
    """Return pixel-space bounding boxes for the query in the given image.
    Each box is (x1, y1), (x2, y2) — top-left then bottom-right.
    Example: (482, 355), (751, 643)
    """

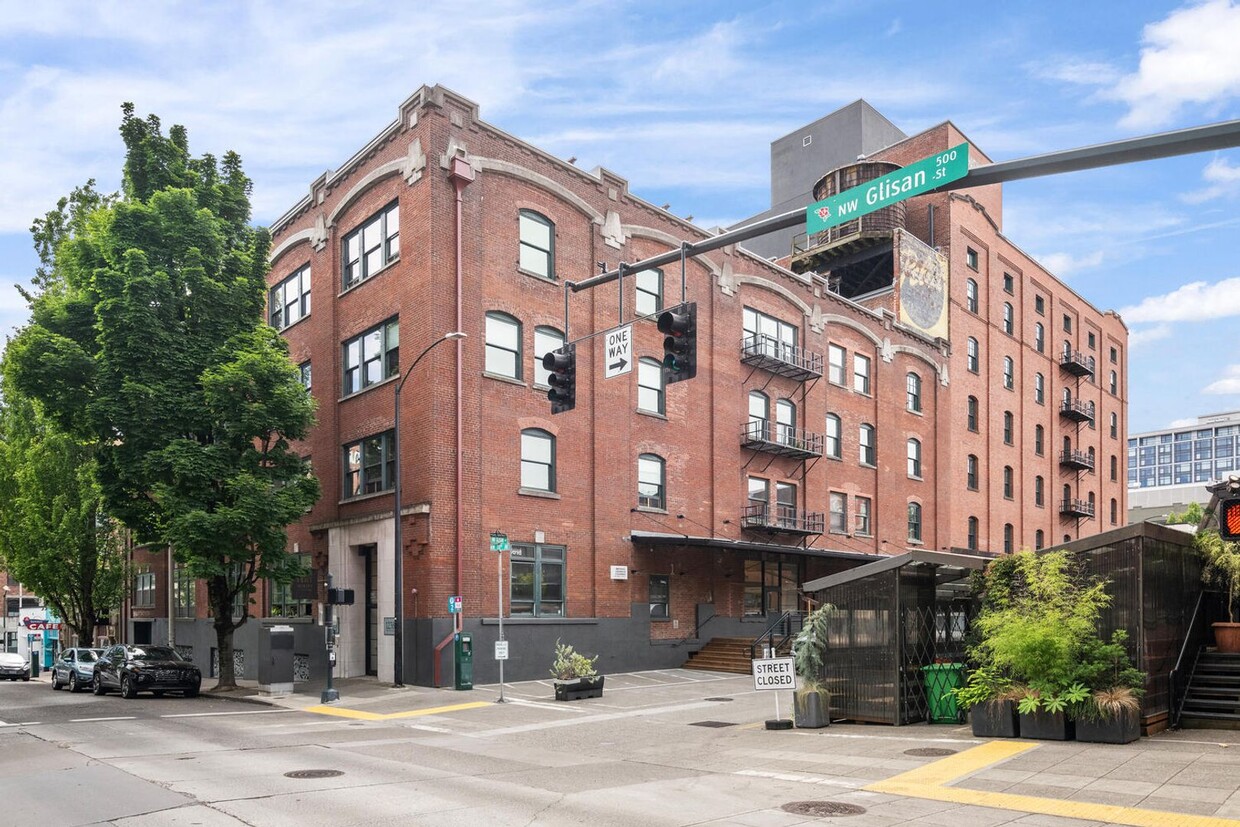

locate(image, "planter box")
(1018, 709), (1075, 741)
(1076, 709), (1140, 744)
(1214, 622), (1240, 654)
(794, 691), (831, 728)
(970, 700), (1019, 738)
(554, 675), (604, 701)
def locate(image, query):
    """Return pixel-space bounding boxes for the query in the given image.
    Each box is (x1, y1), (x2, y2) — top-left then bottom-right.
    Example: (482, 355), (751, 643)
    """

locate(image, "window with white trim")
(485, 312), (522, 379)
(518, 210), (555, 279)
(270, 264), (310, 329)
(520, 429), (555, 492)
(638, 357), (664, 414)
(638, 453), (665, 510)
(635, 268), (662, 317)
(343, 431), (395, 498)
(533, 326), (564, 387)
(342, 318), (399, 396)
(510, 543), (564, 617)
(855, 496), (872, 536)
(342, 201), (399, 289)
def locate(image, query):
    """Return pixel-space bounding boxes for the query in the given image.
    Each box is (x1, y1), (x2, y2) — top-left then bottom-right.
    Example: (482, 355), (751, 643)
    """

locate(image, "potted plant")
(1195, 529), (1240, 652)
(791, 603), (834, 728)
(1075, 630), (1145, 744)
(969, 550), (1111, 740)
(550, 639), (604, 701)
(952, 666), (1022, 738)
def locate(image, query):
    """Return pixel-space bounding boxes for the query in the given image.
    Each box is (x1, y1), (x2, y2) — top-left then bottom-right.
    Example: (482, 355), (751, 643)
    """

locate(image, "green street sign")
(489, 532), (510, 552)
(805, 142), (970, 235)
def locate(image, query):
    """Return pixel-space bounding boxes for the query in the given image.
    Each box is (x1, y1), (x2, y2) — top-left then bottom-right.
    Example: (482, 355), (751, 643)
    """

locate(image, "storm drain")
(782, 801), (866, 817)
(903, 747), (958, 757)
(284, 769), (345, 779)
(703, 697), (734, 702)
(689, 720), (737, 728)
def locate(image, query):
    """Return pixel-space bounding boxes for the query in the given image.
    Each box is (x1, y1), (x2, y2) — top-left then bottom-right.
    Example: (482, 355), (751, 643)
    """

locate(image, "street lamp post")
(393, 331), (466, 688)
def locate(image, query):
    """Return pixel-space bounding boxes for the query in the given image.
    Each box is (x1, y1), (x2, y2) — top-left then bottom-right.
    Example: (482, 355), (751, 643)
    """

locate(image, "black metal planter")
(1018, 709), (1075, 740)
(970, 700), (1019, 738)
(554, 675), (604, 701)
(794, 691), (831, 728)
(1076, 709), (1140, 744)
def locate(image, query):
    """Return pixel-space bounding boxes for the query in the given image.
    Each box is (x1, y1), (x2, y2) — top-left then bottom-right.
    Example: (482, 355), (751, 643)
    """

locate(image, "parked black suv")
(93, 644), (201, 698)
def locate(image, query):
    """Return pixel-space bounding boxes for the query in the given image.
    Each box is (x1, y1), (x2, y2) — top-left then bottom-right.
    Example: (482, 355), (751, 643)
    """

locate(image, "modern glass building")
(1127, 410), (1240, 522)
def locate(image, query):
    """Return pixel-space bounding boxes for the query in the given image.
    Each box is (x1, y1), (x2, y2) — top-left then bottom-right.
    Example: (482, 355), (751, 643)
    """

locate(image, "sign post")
(806, 143), (970, 236)
(490, 531), (511, 703)
(752, 656), (797, 729)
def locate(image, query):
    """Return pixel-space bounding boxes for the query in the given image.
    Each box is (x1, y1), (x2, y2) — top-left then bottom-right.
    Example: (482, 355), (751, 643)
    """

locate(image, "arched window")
(747, 391), (770, 441)
(1035, 530), (1045, 550)
(859, 424), (876, 466)
(1110, 412), (1118, 438)
(825, 413), (842, 459)
(966, 278), (978, 313)
(1063, 483), (1072, 506)
(1110, 370), (1119, 395)
(1003, 302), (1014, 335)
(533, 325), (565, 386)
(1111, 498), (1118, 525)
(1110, 454), (1118, 481)
(1035, 475), (1044, 506)
(907, 372), (923, 412)
(485, 311), (522, 379)
(967, 395), (978, 432)
(1003, 466), (1013, 498)
(907, 438), (922, 478)
(1004, 523), (1014, 553)
(1035, 424), (1045, 455)
(967, 516), (978, 550)
(520, 429), (555, 492)
(967, 337), (979, 373)
(637, 454), (666, 510)
(1034, 322), (1044, 353)
(1003, 356), (1014, 389)
(775, 399), (796, 446)
(518, 209), (555, 279)
(1034, 373), (1044, 404)
(1003, 411), (1014, 444)
(967, 455), (978, 490)
(908, 502), (923, 542)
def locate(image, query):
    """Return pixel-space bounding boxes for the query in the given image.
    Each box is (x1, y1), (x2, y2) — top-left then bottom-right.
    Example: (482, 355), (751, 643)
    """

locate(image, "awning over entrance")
(801, 548), (991, 593)
(628, 530), (881, 563)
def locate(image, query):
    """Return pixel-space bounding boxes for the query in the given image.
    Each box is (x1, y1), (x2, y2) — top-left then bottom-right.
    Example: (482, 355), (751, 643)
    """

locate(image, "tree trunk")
(209, 575), (239, 689)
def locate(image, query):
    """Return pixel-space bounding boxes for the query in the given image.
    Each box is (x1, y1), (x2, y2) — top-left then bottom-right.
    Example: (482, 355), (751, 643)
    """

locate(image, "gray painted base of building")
(166, 618), (328, 685)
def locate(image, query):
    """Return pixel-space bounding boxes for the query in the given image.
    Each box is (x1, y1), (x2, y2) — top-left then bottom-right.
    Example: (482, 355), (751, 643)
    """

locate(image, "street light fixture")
(393, 331), (466, 688)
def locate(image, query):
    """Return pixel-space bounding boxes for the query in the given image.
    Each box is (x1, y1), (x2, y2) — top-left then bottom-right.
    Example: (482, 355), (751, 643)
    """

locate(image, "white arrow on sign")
(605, 325), (633, 379)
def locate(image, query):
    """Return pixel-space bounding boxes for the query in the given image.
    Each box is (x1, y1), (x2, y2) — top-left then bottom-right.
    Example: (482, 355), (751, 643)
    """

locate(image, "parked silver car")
(0, 651), (30, 681)
(51, 647), (103, 692)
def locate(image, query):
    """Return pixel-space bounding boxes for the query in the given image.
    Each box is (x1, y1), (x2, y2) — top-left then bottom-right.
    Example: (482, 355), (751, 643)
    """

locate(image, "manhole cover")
(704, 697), (734, 702)
(689, 720), (737, 728)
(904, 747), (958, 757)
(284, 769), (344, 779)
(782, 801), (867, 817)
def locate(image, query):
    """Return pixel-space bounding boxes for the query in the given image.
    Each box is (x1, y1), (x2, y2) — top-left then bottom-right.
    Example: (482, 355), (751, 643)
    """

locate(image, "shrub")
(549, 639), (598, 680)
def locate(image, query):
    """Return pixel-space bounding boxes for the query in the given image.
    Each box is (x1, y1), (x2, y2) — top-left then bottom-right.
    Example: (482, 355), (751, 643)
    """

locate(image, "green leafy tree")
(5, 105), (319, 688)
(0, 388), (126, 646)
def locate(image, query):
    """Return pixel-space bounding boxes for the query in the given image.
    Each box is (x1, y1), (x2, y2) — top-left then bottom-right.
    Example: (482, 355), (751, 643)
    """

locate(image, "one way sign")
(604, 325), (632, 379)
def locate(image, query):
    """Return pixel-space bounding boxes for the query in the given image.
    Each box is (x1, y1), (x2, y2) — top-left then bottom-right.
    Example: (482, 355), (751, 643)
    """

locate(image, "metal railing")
(1059, 399), (1096, 421)
(1060, 349), (1096, 376)
(748, 610), (805, 661)
(1059, 449), (1095, 470)
(740, 335), (823, 380)
(741, 504), (825, 535)
(1170, 590), (1210, 730)
(1059, 498), (1095, 518)
(741, 421), (823, 459)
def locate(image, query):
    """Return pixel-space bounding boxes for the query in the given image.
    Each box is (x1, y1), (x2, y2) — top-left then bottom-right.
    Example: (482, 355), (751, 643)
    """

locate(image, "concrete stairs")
(1181, 652), (1240, 728)
(683, 636), (791, 675)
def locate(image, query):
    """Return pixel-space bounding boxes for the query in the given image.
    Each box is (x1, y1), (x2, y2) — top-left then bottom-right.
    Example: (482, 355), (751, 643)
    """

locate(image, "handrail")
(1170, 590), (1210, 730)
(748, 610), (804, 660)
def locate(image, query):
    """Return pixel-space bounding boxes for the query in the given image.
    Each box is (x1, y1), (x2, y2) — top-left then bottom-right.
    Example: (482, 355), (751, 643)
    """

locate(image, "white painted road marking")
(70, 716), (136, 722)
(160, 709), (294, 719)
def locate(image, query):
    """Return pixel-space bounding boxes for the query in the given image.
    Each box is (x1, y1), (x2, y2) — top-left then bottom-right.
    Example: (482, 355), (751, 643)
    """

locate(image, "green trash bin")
(921, 663), (965, 723)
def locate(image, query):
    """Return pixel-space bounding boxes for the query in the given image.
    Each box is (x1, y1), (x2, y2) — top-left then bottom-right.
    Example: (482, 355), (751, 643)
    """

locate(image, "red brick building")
(261, 85), (1126, 685)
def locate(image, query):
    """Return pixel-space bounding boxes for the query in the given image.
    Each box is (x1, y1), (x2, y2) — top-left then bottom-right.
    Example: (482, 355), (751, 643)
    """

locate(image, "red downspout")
(434, 155), (474, 687)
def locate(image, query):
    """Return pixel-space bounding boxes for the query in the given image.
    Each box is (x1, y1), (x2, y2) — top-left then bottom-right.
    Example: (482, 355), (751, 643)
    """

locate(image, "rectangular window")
(966, 247), (978, 270)
(743, 307), (798, 362)
(342, 201), (399, 289)
(343, 318), (399, 396)
(521, 429), (556, 492)
(648, 574), (669, 619)
(829, 492), (847, 533)
(298, 361), (312, 390)
(855, 496), (872, 536)
(828, 344), (846, 385)
(270, 264), (311, 330)
(533, 326), (564, 387)
(269, 554), (313, 618)
(134, 570), (156, 608)
(853, 354), (871, 395)
(635, 268), (662, 317)
(1035, 295), (1045, 315)
(1088, 331), (1096, 350)
(638, 358), (664, 414)
(1063, 313), (1072, 333)
(342, 431), (396, 498)
(518, 211), (555, 279)
(173, 564), (195, 618)
(510, 543), (564, 617)
(1003, 273), (1014, 294)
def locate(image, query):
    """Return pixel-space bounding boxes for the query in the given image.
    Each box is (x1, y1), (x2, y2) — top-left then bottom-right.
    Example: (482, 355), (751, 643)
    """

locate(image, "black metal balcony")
(1060, 498), (1095, 518)
(740, 335), (823, 381)
(1059, 399), (1096, 423)
(741, 421), (823, 460)
(1060, 350), (1095, 378)
(741, 504), (824, 537)
(1059, 449), (1095, 471)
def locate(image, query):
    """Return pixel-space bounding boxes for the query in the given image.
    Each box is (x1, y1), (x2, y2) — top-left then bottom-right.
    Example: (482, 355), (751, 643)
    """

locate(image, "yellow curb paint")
(866, 742), (1240, 827)
(300, 701), (491, 721)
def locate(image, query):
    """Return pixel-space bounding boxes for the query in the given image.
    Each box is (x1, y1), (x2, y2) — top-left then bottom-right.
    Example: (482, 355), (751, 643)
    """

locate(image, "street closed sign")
(752, 657), (797, 691)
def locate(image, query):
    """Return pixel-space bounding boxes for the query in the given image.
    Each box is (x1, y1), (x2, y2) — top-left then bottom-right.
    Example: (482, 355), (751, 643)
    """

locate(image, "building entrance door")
(363, 545), (377, 676)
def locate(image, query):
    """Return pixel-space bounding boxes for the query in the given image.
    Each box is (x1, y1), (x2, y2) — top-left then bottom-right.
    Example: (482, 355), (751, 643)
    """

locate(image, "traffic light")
(657, 301), (697, 384)
(1220, 498), (1240, 540)
(543, 343), (576, 414)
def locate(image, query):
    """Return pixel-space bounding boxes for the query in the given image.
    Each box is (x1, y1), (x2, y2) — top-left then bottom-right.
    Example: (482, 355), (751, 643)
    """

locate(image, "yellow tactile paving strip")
(866, 741), (1240, 827)
(301, 701), (492, 721)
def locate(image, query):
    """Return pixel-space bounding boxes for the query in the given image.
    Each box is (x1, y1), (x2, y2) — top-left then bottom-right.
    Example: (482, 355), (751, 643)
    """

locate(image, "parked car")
(93, 644), (201, 699)
(0, 652), (31, 681)
(51, 647), (104, 692)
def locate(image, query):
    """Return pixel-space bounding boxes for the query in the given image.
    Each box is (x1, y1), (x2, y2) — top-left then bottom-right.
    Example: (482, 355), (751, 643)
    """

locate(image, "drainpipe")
(433, 154), (474, 687)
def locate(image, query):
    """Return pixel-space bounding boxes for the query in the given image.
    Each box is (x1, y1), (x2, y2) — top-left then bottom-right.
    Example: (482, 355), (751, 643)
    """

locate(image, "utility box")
(453, 632), (473, 690)
(260, 625), (295, 696)
(29, 650), (39, 678)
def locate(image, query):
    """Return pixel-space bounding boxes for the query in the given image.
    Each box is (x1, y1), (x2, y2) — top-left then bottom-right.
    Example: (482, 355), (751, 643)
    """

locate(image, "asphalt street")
(6, 671), (1240, 826)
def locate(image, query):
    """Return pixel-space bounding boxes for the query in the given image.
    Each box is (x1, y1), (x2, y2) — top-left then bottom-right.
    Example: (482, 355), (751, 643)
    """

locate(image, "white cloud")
(1128, 324), (1172, 348)
(1203, 364), (1240, 394)
(1119, 277), (1240, 323)
(1033, 58), (1123, 87)
(1182, 156), (1240, 203)
(1167, 417), (1200, 427)
(1034, 250), (1105, 278)
(1112, 0), (1240, 129)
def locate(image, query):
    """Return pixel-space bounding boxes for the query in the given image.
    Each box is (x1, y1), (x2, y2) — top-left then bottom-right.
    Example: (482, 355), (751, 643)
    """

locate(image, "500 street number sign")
(806, 142), (970, 235)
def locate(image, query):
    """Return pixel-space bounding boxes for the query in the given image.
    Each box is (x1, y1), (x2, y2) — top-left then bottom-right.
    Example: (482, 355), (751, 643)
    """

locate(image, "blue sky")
(2, 1), (1239, 434)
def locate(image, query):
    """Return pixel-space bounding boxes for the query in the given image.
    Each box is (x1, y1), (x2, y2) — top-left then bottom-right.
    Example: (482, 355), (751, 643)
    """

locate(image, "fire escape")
(1058, 346), (1096, 521)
